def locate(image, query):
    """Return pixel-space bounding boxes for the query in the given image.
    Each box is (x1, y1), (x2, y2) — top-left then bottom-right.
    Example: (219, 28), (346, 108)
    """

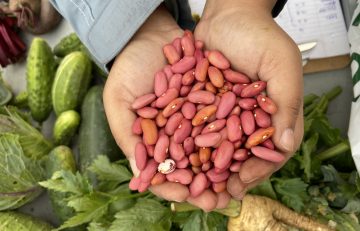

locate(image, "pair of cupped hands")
(103, 0), (304, 211)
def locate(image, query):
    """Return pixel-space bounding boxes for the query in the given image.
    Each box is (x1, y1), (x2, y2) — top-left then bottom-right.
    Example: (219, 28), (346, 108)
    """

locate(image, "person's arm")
(50, 0), (163, 71)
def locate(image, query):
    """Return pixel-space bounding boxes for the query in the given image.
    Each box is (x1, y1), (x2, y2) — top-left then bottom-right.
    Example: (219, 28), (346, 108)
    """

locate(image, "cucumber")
(78, 85), (123, 182)
(0, 211), (53, 230)
(26, 38), (56, 123)
(53, 33), (86, 57)
(52, 51), (92, 115)
(53, 110), (80, 145)
(45, 146), (76, 224)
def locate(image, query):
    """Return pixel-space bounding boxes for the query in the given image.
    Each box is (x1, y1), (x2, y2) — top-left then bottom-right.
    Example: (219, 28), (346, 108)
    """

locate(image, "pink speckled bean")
(182, 69), (195, 86)
(208, 50), (230, 69)
(251, 146), (285, 163)
(169, 139), (185, 161)
(254, 108), (271, 128)
(216, 91), (236, 119)
(180, 86), (192, 96)
(132, 117), (142, 135)
(201, 119), (226, 134)
(183, 137), (195, 155)
(214, 140), (234, 169)
(230, 162), (242, 172)
(261, 139), (275, 150)
(166, 169), (193, 184)
(154, 135), (170, 163)
(233, 149), (249, 161)
(171, 56), (196, 74)
(154, 71), (168, 97)
(227, 115), (242, 142)
(191, 124), (205, 137)
(223, 69), (251, 83)
(232, 83), (248, 96)
(169, 74), (182, 91)
(190, 172), (208, 197)
(194, 132), (221, 147)
(176, 157), (190, 169)
(156, 88), (179, 108)
(182, 102), (196, 119)
(188, 90), (215, 104)
(129, 177), (141, 191)
(135, 142), (148, 170)
(163, 65), (173, 81)
(132, 93), (156, 110)
(136, 107), (158, 119)
(240, 111), (255, 135)
(140, 159), (158, 182)
(181, 35), (195, 56)
(165, 112), (183, 136)
(174, 119), (192, 143)
(206, 169), (230, 183)
(172, 37), (182, 57)
(238, 98), (258, 110)
(241, 81), (267, 98)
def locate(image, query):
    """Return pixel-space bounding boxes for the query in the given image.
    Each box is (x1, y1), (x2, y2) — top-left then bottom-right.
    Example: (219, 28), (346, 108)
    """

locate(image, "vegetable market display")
(0, 31), (358, 231)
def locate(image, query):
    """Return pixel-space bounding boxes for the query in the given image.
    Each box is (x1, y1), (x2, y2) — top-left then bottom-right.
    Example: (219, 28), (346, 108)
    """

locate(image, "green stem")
(316, 140), (350, 161)
(304, 94), (319, 107)
(304, 102), (317, 116)
(325, 86), (342, 101)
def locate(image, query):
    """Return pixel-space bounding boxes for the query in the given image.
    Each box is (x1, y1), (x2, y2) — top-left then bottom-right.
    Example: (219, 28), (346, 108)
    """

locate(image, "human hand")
(194, 0), (304, 199)
(103, 6), (229, 211)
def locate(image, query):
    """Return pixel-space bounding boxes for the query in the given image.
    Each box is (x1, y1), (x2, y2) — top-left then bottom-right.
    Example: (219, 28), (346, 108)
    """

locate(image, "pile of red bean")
(128, 31), (284, 197)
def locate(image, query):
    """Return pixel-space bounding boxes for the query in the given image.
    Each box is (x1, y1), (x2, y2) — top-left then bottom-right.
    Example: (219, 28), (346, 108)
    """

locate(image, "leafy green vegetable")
(0, 211), (53, 230)
(180, 210), (227, 231)
(0, 133), (44, 210)
(0, 74), (12, 106)
(249, 179), (277, 200)
(300, 132), (319, 182)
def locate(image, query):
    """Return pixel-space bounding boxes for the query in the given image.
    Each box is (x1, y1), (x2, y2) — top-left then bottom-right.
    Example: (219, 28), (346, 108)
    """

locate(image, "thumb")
(259, 43), (303, 154)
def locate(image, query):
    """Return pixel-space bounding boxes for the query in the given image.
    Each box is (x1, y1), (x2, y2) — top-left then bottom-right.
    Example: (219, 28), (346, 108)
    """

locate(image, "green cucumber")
(45, 146), (76, 224)
(52, 51), (92, 115)
(26, 38), (56, 123)
(0, 211), (53, 230)
(53, 110), (80, 145)
(78, 85), (123, 183)
(53, 33), (86, 57)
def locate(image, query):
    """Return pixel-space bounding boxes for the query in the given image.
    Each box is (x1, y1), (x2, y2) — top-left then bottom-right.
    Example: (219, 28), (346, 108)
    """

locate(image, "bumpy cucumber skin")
(53, 33), (85, 57)
(53, 110), (80, 145)
(78, 86), (123, 182)
(52, 51), (92, 115)
(26, 38), (56, 123)
(0, 211), (53, 230)
(46, 146), (76, 224)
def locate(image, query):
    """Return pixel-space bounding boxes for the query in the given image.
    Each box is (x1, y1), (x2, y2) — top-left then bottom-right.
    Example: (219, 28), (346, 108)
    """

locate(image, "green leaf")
(300, 133), (319, 182)
(310, 118), (341, 146)
(109, 199), (171, 231)
(273, 178), (309, 212)
(39, 170), (92, 196)
(249, 179), (277, 200)
(181, 211), (202, 231)
(181, 210), (227, 231)
(88, 155), (132, 183)
(0, 133), (44, 210)
(341, 198), (360, 213)
(88, 222), (110, 231)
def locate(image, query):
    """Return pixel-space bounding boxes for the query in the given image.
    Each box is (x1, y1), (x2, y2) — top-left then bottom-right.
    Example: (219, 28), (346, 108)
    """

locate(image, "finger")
(216, 191), (231, 209)
(238, 156), (276, 184)
(227, 173), (247, 200)
(187, 189), (218, 212)
(150, 182), (189, 202)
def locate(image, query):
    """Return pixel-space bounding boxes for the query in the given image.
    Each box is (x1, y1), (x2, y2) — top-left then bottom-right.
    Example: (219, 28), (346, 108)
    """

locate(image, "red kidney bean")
(230, 161), (242, 172)
(156, 88), (179, 108)
(159, 128), (166, 136)
(214, 127), (228, 148)
(168, 74), (182, 91)
(171, 56), (196, 74)
(208, 66), (224, 88)
(214, 95), (221, 107)
(135, 142), (148, 170)
(241, 81), (267, 98)
(218, 82), (233, 94)
(132, 117), (142, 135)
(182, 102), (196, 119)
(183, 137), (195, 155)
(154, 135), (170, 163)
(232, 83), (248, 96)
(176, 157), (190, 169)
(212, 181), (227, 193)
(195, 58), (209, 82)
(169, 139), (185, 161)
(180, 86), (192, 96)
(162, 97), (185, 118)
(206, 169), (230, 183)
(238, 98), (258, 110)
(196, 104), (205, 111)
(205, 82), (217, 94)
(233, 149), (250, 161)
(253, 108), (271, 128)
(233, 140), (242, 149)
(163, 44), (180, 64)
(163, 65), (173, 80)
(192, 166), (202, 174)
(141, 119), (158, 145)
(216, 91), (236, 119)
(156, 111), (167, 127)
(132, 93), (156, 109)
(191, 82), (206, 92)
(201, 161), (212, 172)
(145, 144), (155, 157)
(192, 105), (217, 126)
(230, 105), (241, 116)
(189, 153), (202, 167)
(151, 172), (166, 185)
(240, 111), (255, 135)
(194, 49), (204, 63)
(201, 119), (226, 134)
(154, 71), (168, 97)
(208, 50), (230, 69)
(166, 169), (193, 184)
(257, 94), (278, 114)
(174, 119), (192, 144)
(227, 115), (242, 142)
(165, 112), (183, 135)
(188, 90), (215, 104)
(261, 139), (275, 150)
(136, 107), (158, 119)
(214, 160), (232, 174)
(138, 181), (151, 193)
(214, 140), (234, 170)
(251, 146), (285, 163)
(223, 69), (251, 83)
(211, 149), (218, 162)
(129, 177), (141, 191)
(245, 127), (275, 149)
(140, 159), (158, 182)
(182, 69), (195, 86)
(194, 132), (221, 147)
(181, 35), (195, 56)
(191, 124), (205, 137)
(190, 172), (207, 197)
(199, 147), (211, 163)
(172, 37), (182, 56)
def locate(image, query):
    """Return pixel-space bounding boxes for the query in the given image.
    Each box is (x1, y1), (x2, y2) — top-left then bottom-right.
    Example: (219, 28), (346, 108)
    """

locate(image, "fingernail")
(280, 128), (294, 152)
